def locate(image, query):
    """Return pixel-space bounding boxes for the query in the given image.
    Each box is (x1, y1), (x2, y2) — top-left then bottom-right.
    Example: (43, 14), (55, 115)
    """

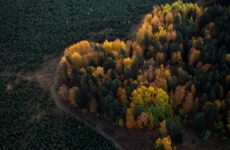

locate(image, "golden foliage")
(123, 57), (132, 68)
(165, 12), (173, 24)
(172, 85), (185, 108)
(144, 14), (153, 23)
(93, 66), (104, 77)
(155, 135), (173, 150)
(151, 15), (160, 26)
(103, 39), (127, 52)
(131, 41), (143, 56)
(64, 40), (91, 56)
(117, 87), (127, 104)
(137, 21), (153, 43)
(155, 26), (167, 40)
(131, 85), (155, 106)
(168, 24), (174, 31)
(68, 87), (79, 107)
(71, 52), (83, 68)
(155, 65), (171, 80)
(167, 31), (177, 41)
(126, 103), (136, 129)
(156, 88), (169, 104)
(188, 48), (200, 66)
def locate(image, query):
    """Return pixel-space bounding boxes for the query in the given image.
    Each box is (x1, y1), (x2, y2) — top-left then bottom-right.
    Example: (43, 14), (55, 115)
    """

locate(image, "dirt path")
(1, 54), (61, 90)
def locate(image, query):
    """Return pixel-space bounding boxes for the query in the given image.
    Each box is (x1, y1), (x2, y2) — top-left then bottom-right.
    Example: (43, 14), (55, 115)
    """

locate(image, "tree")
(126, 102), (136, 129)
(68, 87), (79, 107)
(156, 52), (165, 64)
(136, 112), (149, 128)
(151, 15), (160, 26)
(188, 48), (201, 66)
(165, 12), (173, 24)
(172, 85), (185, 108)
(159, 120), (167, 136)
(155, 135), (173, 150)
(155, 88), (169, 104)
(183, 92), (194, 113)
(166, 117), (183, 144)
(123, 57), (132, 69)
(68, 52), (83, 68)
(155, 77), (168, 91)
(193, 112), (206, 133)
(64, 40), (92, 56)
(168, 76), (178, 91)
(136, 22), (153, 44)
(92, 66), (104, 77)
(117, 87), (127, 104)
(60, 57), (70, 81)
(130, 85), (154, 106)
(172, 51), (182, 63)
(103, 57), (115, 71)
(131, 41), (143, 56)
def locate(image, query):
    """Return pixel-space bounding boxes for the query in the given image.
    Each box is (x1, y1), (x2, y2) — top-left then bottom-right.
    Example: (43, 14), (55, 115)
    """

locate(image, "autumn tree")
(64, 40), (92, 56)
(172, 85), (185, 108)
(117, 87), (127, 104)
(183, 92), (194, 113)
(68, 86), (79, 107)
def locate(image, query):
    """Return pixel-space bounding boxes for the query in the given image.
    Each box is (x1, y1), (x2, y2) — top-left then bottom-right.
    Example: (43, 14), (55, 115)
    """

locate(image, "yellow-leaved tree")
(131, 85), (155, 106)
(70, 52), (83, 68)
(155, 135), (173, 150)
(123, 57), (132, 68)
(103, 39), (127, 53)
(68, 87), (79, 107)
(64, 40), (92, 56)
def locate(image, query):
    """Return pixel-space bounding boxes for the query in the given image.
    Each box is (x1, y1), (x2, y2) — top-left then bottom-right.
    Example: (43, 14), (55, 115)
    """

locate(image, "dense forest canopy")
(58, 1), (230, 149)
(1, 0), (230, 150)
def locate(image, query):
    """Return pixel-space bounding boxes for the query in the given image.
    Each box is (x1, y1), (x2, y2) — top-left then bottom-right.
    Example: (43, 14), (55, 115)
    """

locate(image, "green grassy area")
(0, 76), (116, 150)
(0, 0), (171, 72)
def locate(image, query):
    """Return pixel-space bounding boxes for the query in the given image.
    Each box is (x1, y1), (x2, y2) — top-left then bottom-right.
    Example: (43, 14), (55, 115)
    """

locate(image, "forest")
(1, 0), (230, 150)
(58, 1), (230, 149)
